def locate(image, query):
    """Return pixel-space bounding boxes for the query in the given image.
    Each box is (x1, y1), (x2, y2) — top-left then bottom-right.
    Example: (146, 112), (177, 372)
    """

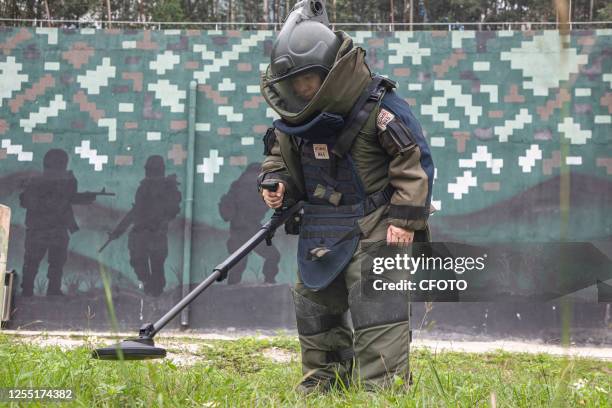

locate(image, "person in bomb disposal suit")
(104, 156), (181, 297)
(257, 1), (434, 393)
(219, 162), (280, 284)
(20, 148), (113, 296)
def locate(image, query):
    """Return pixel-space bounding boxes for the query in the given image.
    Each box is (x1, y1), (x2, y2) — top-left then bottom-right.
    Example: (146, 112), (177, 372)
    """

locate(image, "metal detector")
(92, 196), (301, 360)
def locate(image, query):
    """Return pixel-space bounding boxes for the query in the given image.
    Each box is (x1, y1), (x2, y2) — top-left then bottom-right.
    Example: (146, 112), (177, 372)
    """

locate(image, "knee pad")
(293, 289), (354, 381)
(292, 289), (348, 336)
(348, 282), (409, 331)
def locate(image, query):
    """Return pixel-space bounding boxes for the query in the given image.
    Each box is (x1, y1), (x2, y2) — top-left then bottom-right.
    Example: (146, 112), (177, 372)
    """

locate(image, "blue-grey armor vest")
(274, 75), (396, 290)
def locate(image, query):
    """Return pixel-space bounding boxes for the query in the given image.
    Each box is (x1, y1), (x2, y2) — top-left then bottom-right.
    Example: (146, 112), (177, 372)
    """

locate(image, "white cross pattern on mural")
(75, 140), (108, 171)
(197, 149), (224, 183)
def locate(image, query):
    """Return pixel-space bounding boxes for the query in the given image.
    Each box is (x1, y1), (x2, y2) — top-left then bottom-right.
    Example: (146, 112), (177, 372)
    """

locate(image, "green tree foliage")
(594, 1), (612, 20)
(1, 0), (610, 25)
(151, 0), (185, 22)
(106, 0), (141, 22)
(334, 0), (389, 23)
(182, 0), (215, 22)
(46, 0), (98, 21)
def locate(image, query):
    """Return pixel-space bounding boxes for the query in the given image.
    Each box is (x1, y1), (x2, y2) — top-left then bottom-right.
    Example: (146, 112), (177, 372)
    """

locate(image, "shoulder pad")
(379, 76), (397, 90)
(377, 108), (416, 152)
(372, 74), (396, 90)
(262, 127), (276, 156)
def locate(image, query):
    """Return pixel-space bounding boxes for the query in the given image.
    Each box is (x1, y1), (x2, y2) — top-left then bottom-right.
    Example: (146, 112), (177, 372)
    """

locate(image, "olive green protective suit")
(258, 32), (433, 389)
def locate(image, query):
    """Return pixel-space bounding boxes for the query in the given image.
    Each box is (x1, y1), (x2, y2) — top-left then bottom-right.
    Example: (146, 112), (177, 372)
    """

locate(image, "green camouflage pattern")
(0, 27), (610, 289)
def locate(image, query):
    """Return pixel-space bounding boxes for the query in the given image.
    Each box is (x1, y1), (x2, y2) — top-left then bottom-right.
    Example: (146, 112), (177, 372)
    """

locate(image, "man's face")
(290, 71), (323, 102)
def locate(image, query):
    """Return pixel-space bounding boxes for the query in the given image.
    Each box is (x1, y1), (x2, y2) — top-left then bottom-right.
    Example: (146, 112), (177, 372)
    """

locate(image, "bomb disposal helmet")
(265, 0), (341, 113)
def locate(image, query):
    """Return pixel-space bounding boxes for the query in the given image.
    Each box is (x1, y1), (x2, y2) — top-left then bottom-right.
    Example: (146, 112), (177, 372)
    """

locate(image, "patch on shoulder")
(376, 108), (395, 131)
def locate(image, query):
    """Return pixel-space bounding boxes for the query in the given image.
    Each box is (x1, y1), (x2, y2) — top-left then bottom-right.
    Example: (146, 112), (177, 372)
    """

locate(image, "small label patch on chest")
(376, 108), (395, 131)
(313, 144), (330, 160)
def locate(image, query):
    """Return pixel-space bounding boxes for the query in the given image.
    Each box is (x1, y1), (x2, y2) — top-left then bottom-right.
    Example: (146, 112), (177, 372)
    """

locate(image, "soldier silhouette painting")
(104, 155), (181, 297)
(20, 149), (112, 296)
(219, 163), (280, 284)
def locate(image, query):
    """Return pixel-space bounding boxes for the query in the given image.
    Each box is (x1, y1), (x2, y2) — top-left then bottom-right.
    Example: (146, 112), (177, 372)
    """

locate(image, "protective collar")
(261, 31), (372, 125)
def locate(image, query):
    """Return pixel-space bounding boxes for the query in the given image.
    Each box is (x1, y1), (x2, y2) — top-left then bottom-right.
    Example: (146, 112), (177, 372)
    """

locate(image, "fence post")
(0, 205), (12, 328)
(180, 81), (198, 327)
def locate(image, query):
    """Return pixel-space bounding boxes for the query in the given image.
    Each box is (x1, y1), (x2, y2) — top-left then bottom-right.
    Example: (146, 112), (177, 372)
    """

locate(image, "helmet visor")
(264, 67), (327, 115)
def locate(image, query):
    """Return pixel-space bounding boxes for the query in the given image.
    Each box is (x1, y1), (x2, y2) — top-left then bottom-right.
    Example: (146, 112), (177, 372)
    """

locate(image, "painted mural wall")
(0, 27), (610, 304)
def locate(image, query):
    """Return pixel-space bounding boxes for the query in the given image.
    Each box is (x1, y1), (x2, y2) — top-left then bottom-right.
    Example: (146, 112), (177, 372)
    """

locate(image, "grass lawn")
(0, 333), (610, 407)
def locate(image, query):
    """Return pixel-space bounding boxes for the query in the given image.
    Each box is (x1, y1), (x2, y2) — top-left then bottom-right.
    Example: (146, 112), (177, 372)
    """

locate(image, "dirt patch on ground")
(13, 335), (85, 350)
(261, 347), (297, 364)
(411, 339), (612, 360)
(3, 331), (301, 366)
(4, 330), (612, 362)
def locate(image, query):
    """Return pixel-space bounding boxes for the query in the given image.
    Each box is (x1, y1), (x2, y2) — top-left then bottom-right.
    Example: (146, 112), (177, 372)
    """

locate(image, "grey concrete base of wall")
(6, 284), (296, 332)
(4, 283), (610, 345)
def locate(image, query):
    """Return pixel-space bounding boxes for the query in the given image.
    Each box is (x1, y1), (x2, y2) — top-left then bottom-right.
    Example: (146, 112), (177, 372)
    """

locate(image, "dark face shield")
(263, 67), (327, 115)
